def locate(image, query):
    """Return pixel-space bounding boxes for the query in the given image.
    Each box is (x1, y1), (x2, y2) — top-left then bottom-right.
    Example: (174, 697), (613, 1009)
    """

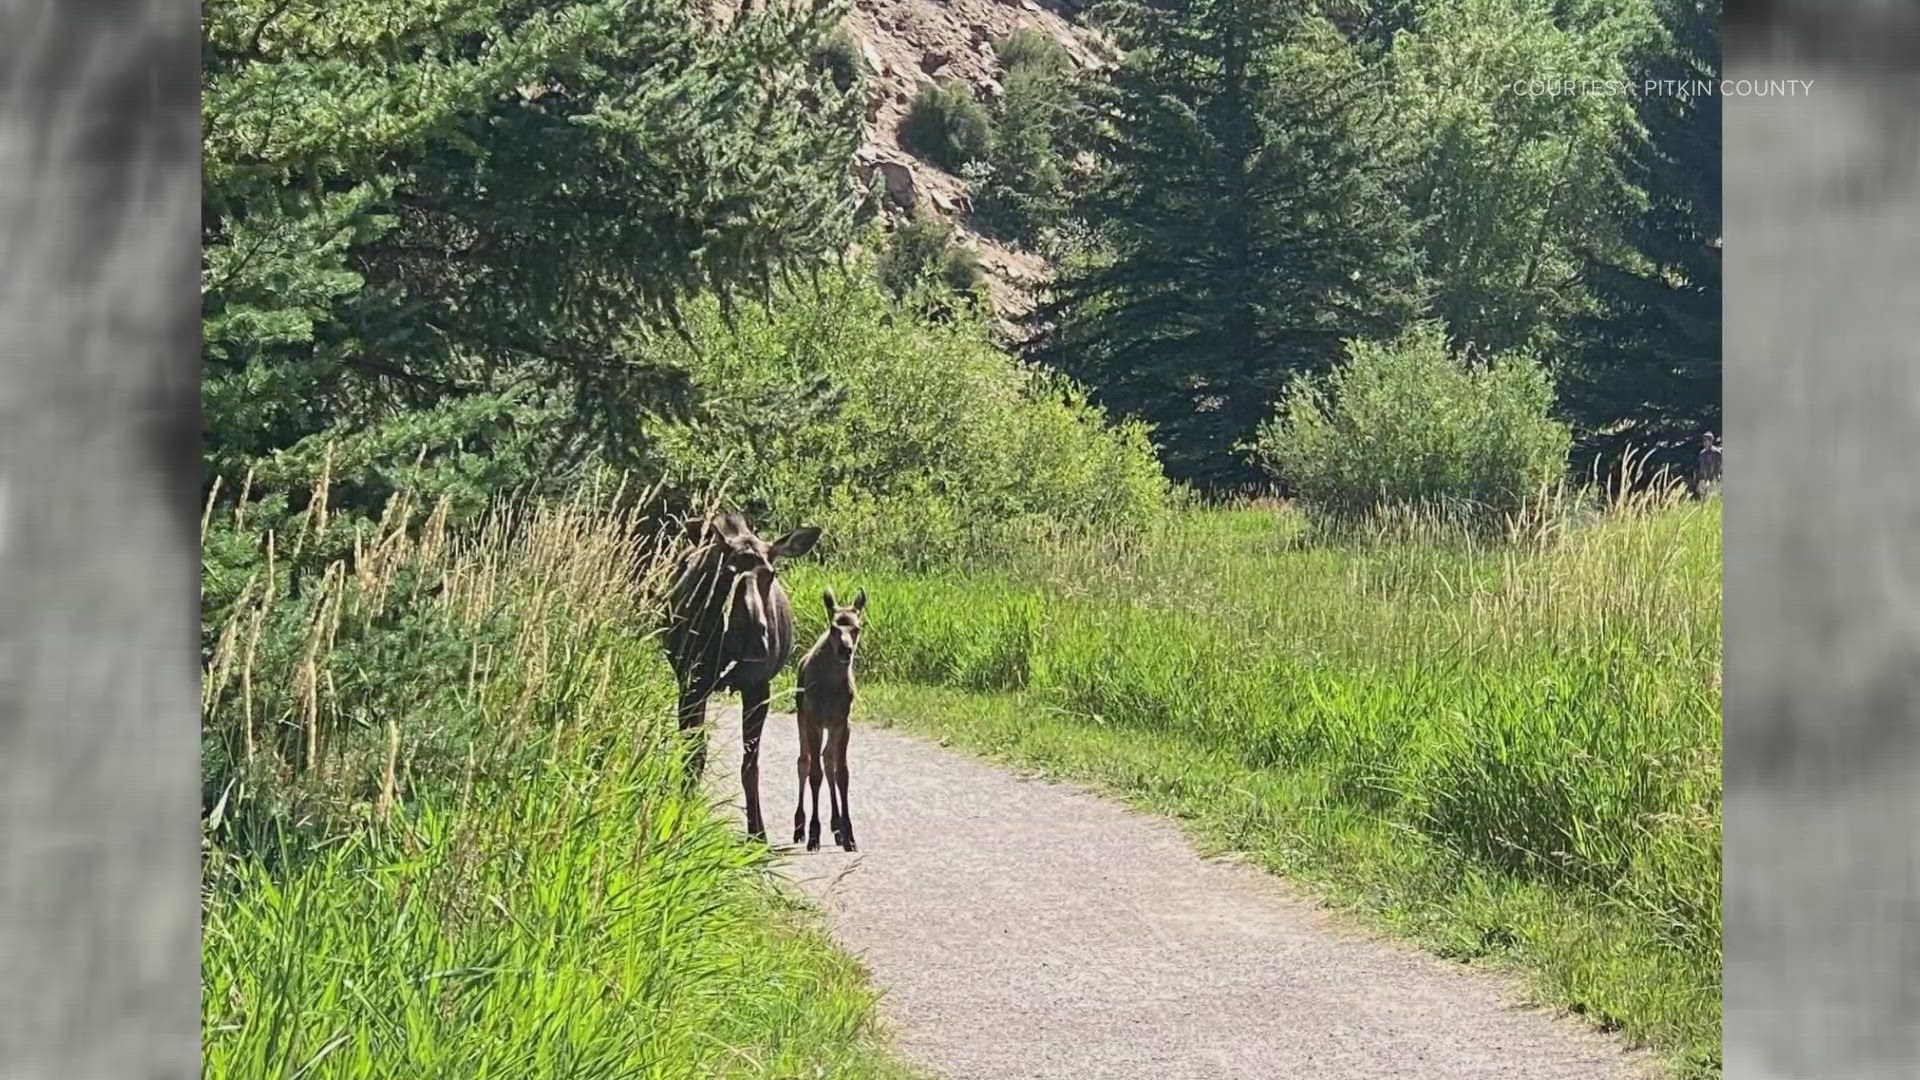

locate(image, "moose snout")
(730, 573), (776, 660)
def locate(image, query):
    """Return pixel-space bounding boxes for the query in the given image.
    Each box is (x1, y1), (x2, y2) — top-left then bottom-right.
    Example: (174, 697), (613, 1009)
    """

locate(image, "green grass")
(203, 671), (919, 1079)
(786, 495), (1721, 1077)
(201, 491), (919, 1080)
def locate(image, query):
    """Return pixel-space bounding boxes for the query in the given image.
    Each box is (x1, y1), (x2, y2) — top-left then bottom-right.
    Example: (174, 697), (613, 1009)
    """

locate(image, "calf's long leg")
(828, 721), (856, 852)
(740, 682), (770, 841)
(794, 710), (823, 848)
(806, 742), (825, 851)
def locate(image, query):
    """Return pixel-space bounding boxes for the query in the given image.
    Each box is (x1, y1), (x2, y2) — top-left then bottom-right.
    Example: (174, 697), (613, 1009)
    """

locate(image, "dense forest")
(202, 0), (1719, 544)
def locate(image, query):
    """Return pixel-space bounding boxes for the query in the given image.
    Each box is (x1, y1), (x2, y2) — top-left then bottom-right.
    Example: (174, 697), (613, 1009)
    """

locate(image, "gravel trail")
(705, 704), (1659, 1080)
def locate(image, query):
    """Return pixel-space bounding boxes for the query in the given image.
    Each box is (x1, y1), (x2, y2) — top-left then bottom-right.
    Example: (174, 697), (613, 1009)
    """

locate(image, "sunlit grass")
(787, 490), (1721, 1078)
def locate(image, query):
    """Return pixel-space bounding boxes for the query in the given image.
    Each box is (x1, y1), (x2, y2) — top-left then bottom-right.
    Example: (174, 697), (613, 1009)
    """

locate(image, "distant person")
(1693, 432), (1723, 498)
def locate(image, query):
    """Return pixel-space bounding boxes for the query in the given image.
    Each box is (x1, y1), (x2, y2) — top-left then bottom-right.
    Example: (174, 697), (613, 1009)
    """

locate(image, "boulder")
(872, 159), (918, 211)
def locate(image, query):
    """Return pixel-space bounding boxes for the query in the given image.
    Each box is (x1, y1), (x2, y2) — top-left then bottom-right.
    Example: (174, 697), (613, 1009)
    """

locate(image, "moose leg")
(806, 742), (825, 852)
(794, 713), (820, 846)
(831, 723), (856, 852)
(677, 687), (709, 787)
(740, 682), (770, 841)
(821, 723), (842, 844)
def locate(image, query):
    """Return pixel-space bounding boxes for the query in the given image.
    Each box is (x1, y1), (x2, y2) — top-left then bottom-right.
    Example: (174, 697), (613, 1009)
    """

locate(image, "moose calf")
(794, 588), (866, 852)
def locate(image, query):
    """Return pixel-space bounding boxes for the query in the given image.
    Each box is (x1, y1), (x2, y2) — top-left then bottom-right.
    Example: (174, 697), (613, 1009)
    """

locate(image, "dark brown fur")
(793, 588), (866, 852)
(663, 512), (821, 840)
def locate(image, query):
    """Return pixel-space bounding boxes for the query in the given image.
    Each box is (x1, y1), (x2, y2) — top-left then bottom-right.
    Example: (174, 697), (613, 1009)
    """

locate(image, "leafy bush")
(876, 217), (955, 298)
(939, 241), (988, 299)
(899, 82), (995, 173)
(996, 28), (1073, 76)
(811, 25), (863, 93)
(1247, 321), (1570, 524)
(875, 216), (986, 307)
(637, 269), (1168, 567)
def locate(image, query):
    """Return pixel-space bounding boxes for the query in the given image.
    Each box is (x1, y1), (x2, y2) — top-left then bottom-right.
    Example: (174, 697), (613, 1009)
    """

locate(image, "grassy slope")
(201, 499), (919, 1080)
(785, 498), (1721, 1078)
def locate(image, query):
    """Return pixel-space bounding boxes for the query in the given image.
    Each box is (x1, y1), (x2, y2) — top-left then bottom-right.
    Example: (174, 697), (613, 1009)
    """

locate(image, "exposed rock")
(872, 159), (919, 211)
(843, 0), (1101, 327)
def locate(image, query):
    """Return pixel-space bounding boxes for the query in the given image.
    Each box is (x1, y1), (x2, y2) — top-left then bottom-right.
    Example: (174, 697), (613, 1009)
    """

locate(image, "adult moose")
(663, 511), (821, 840)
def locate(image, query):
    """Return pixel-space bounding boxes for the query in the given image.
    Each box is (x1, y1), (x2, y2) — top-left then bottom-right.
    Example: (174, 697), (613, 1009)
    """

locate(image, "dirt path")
(705, 704), (1658, 1079)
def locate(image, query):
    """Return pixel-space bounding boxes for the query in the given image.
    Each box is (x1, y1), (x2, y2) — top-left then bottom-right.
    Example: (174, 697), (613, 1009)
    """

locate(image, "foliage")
(636, 269), (1169, 567)
(974, 61), (1075, 245)
(996, 27), (1074, 76)
(875, 216), (985, 306)
(813, 23), (864, 94)
(938, 240), (990, 299)
(1565, 0), (1721, 478)
(793, 494), (1722, 1075)
(201, 0), (862, 531)
(201, 488), (912, 1078)
(1033, 2), (1423, 487)
(1388, 0), (1662, 356)
(876, 217), (952, 299)
(899, 81), (996, 173)
(1321, 0), (1421, 53)
(1246, 321), (1570, 524)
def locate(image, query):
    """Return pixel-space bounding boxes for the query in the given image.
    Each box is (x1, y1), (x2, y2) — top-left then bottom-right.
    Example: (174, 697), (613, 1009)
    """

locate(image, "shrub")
(636, 269), (1169, 566)
(939, 241), (988, 299)
(1246, 321), (1570, 525)
(899, 82), (994, 173)
(875, 217), (956, 299)
(811, 25), (862, 94)
(996, 28), (1073, 76)
(876, 216), (986, 307)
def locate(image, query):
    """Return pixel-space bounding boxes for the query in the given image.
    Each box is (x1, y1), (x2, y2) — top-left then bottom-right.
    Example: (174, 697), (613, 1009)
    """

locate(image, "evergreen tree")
(1564, 0), (1721, 479)
(1029, 1), (1421, 487)
(201, 0), (862, 521)
(974, 61), (1073, 246)
(1390, 0), (1661, 360)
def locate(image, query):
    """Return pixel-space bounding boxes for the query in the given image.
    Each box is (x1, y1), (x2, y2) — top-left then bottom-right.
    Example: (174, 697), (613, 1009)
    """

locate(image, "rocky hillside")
(841, 0), (1113, 323)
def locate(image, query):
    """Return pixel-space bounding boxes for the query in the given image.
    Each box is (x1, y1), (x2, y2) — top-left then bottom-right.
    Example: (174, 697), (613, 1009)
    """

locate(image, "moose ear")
(822, 588), (837, 617)
(770, 526), (822, 560)
(714, 511), (750, 540)
(852, 588), (867, 612)
(683, 516), (710, 545)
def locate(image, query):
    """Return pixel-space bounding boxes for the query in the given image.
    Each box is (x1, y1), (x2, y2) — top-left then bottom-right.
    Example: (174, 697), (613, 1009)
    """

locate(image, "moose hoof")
(840, 839), (858, 853)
